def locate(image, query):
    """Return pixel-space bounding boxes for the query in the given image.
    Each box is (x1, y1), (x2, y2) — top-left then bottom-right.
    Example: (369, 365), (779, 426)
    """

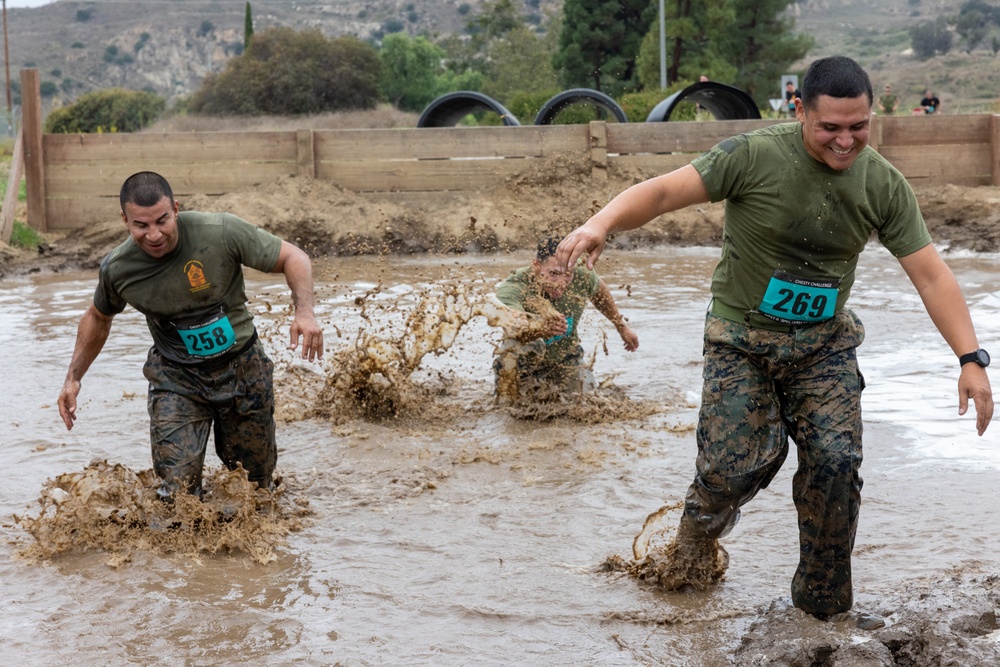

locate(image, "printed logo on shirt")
(184, 260), (211, 293)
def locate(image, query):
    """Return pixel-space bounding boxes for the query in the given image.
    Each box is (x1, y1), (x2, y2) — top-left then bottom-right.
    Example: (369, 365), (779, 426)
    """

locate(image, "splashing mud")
(13, 460), (311, 566)
(311, 282), (573, 422)
(604, 502), (729, 591)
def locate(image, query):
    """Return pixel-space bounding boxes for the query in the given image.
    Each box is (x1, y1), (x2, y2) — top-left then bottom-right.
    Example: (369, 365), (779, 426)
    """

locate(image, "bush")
(505, 90), (559, 124)
(618, 85), (695, 123)
(9, 222), (44, 250)
(44, 88), (166, 133)
(190, 28), (382, 115)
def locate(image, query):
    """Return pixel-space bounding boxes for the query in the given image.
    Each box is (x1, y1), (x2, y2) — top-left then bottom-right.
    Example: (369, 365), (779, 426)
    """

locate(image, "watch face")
(978, 349), (991, 366)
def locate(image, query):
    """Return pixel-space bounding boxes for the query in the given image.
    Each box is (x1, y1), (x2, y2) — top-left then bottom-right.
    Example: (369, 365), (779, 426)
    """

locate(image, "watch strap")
(959, 349), (989, 367)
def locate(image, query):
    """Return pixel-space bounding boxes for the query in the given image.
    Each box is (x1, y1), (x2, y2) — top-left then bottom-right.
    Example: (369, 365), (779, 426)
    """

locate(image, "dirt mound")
(2, 166), (998, 278)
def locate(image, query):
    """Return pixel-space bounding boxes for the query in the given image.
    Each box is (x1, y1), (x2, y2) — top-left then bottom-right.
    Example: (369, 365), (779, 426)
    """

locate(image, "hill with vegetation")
(2, 0), (998, 119)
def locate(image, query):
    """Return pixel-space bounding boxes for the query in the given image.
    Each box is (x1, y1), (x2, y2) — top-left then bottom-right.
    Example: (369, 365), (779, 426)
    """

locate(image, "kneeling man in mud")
(57, 171), (324, 500)
(493, 237), (638, 401)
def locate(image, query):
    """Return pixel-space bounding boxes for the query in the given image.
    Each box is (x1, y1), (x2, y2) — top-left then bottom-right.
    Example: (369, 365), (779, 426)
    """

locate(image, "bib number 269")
(759, 271), (838, 324)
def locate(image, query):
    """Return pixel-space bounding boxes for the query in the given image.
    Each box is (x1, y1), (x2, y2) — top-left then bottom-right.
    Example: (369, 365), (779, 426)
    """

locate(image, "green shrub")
(504, 90), (553, 124)
(9, 222), (44, 250)
(44, 88), (166, 133)
(619, 83), (696, 122)
(190, 28), (381, 115)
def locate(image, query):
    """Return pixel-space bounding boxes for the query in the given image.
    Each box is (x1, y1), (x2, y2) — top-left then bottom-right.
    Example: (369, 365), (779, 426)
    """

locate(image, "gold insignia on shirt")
(184, 260), (211, 292)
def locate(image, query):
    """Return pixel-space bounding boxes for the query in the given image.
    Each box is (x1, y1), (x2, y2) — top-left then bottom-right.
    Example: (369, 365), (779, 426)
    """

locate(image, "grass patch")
(9, 221), (44, 250)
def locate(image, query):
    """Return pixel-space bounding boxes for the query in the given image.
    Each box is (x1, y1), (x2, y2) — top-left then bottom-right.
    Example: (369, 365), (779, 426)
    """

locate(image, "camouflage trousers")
(493, 339), (594, 396)
(142, 338), (277, 497)
(684, 309), (866, 616)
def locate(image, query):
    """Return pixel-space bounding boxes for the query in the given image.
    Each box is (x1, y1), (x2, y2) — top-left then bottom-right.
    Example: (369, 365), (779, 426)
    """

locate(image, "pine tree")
(553, 0), (657, 97)
(244, 2), (254, 50)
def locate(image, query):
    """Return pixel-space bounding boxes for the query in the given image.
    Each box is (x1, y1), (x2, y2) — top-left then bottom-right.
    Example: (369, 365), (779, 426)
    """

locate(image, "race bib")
(758, 270), (838, 324)
(544, 315), (574, 345)
(176, 311), (236, 357)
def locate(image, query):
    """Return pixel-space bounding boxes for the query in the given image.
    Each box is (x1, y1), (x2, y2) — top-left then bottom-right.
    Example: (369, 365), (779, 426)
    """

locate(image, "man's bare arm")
(271, 240), (324, 361)
(898, 244), (993, 435)
(556, 164), (710, 271)
(58, 304), (115, 430)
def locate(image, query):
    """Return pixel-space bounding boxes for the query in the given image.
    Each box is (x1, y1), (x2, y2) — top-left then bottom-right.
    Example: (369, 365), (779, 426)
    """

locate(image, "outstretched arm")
(555, 164), (710, 271)
(271, 240), (324, 361)
(58, 304), (115, 430)
(591, 279), (638, 352)
(898, 244), (993, 435)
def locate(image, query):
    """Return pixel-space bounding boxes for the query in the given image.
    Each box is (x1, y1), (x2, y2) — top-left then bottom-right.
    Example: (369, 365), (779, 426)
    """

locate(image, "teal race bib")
(177, 312), (236, 357)
(759, 270), (838, 324)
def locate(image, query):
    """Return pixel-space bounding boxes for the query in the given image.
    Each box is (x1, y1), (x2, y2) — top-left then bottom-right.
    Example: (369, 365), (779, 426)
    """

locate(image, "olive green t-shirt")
(495, 265), (599, 364)
(691, 122), (931, 328)
(94, 211), (283, 365)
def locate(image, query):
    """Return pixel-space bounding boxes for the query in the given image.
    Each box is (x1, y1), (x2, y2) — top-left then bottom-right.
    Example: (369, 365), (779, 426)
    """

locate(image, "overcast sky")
(4, 1), (57, 8)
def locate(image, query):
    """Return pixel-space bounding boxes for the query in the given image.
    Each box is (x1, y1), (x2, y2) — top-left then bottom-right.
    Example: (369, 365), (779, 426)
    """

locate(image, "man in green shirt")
(556, 57), (993, 624)
(877, 84), (898, 114)
(494, 237), (638, 399)
(57, 171), (324, 500)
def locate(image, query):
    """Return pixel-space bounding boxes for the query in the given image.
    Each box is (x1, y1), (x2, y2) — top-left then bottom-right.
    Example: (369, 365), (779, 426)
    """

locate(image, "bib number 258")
(178, 316), (236, 357)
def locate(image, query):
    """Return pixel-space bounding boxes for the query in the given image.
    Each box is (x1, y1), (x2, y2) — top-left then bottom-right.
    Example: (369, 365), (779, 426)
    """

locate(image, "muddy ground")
(2, 155), (1000, 277)
(3, 158), (1000, 665)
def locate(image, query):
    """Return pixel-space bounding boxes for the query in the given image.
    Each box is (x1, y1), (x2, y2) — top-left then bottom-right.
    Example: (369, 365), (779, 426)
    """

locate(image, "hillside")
(2, 0), (997, 117)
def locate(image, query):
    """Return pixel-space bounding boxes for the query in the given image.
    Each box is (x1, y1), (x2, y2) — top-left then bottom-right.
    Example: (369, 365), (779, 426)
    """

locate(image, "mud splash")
(604, 502), (729, 591)
(13, 460), (311, 566)
(311, 282), (561, 422)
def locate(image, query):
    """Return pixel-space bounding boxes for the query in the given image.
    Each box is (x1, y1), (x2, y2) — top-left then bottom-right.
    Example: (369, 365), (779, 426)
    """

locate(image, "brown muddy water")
(2, 245), (999, 666)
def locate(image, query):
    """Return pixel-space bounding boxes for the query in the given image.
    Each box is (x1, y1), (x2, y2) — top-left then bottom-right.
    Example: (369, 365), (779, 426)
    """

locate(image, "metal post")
(659, 0), (666, 90)
(2, 0), (11, 120)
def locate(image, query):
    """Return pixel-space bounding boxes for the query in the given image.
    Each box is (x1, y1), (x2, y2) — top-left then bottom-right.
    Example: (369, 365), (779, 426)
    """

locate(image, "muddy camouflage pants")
(142, 338), (277, 496)
(685, 309), (866, 616)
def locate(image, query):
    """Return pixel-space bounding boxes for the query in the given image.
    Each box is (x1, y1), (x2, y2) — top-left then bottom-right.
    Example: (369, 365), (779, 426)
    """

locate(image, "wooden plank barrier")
(17, 66), (1000, 232)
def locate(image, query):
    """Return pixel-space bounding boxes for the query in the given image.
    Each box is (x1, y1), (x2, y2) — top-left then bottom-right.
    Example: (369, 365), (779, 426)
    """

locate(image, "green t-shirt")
(691, 122), (931, 328)
(495, 265), (599, 364)
(879, 94), (898, 114)
(94, 211), (283, 364)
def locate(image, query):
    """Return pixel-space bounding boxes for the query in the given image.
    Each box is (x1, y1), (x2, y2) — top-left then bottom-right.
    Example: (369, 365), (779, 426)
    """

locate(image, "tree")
(480, 25), (560, 99)
(909, 18), (953, 59)
(723, 0), (813, 103)
(635, 0), (810, 106)
(244, 2), (254, 51)
(955, 0), (1000, 52)
(379, 33), (451, 112)
(554, 0), (656, 97)
(190, 28), (381, 115)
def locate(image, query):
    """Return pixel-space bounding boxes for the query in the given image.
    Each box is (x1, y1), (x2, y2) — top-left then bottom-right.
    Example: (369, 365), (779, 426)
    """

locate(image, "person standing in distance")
(556, 56), (992, 624)
(877, 84), (898, 114)
(58, 171), (324, 499)
(785, 80), (801, 116)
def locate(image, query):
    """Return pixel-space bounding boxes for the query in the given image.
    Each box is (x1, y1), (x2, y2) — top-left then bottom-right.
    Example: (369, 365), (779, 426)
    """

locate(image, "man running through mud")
(556, 56), (993, 625)
(57, 171), (324, 500)
(493, 237), (638, 399)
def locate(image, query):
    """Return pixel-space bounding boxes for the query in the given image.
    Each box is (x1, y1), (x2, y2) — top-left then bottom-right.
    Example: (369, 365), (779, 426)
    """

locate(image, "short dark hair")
(535, 237), (560, 262)
(120, 171), (174, 210)
(800, 56), (872, 110)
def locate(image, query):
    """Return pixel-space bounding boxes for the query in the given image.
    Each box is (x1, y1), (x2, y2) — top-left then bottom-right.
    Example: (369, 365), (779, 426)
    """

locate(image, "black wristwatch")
(959, 348), (990, 368)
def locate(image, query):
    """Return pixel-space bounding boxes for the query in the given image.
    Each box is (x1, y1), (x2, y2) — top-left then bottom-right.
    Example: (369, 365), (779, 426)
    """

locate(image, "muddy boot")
(636, 518), (730, 591)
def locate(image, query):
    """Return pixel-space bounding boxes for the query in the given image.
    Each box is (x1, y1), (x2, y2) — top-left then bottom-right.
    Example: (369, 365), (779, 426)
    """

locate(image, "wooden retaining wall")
(18, 68), (1000, 232)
